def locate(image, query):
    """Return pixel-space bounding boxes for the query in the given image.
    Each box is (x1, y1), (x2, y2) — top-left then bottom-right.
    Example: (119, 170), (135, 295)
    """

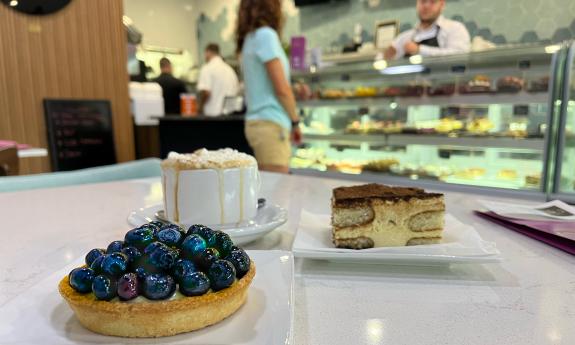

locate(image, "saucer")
(128, 204), (288, 245)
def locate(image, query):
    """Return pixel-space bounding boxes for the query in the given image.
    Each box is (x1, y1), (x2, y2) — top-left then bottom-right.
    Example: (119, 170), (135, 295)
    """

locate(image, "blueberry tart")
(59, 222), (255, 338)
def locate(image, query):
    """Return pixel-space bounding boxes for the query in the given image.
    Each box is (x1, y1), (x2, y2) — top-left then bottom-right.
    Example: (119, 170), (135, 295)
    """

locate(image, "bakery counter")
(158, 115), (252, 157)
(1, 173), (574, 344)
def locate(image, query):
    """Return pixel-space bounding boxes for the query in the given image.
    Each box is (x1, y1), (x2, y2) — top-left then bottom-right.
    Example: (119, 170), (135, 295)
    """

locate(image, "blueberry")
(196, 248), (220, 270)
(143, 241), (167, 255)
(148, 246), (179, 271)
(85, 248), (106, 267)
(121, 246), (142, 266)
(142, 273), (176, 300)
(187, 225), (217, 246)
(186, 224), (208, 236)
(124, 226), (155, 250)
(92, 275), (118, 301)
(106, 241), (124, 254)
(214, 231), (234, 257)
(117, 273), (139, 301)
(181, 235), (207, 259)
(133, 266), (148, 289)
(90, 255), (105, 274)
(148, 221), (164, 233)
(172, 259), (197, 282)
(207, 260), (236, 291)
(179, 271), (210, 296)
(100, 253), (128, 277)
(156, 226), (183, 247)
(68, 267), (95, 293)
(225, 248), (251, 279)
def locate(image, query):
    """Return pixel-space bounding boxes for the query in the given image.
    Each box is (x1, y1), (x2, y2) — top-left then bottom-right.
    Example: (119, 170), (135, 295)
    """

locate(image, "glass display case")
(552, 42), (575, 202)
(291, 44), (568, 196)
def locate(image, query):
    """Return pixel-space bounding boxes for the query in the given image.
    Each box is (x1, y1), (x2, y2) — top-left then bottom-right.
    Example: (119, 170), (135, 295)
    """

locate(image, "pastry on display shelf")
(427, 83), (456, 96)
(435, 118), (464, 134)
(504, 122), (529, 138)
(525, 173), (541, 187)
(497, 169), (519, 180)
(354, 86), (378, 98)
(460, 75), (492, 94)
(528, 76), (550, 92)
(291, 148), (327, 169)
(362, 158), (400, 173)
(466, 118), (495, 134)
(400, 85), (425, 97)
(345, 120), (403, 134)
(59, 222), (255, 337)
(421, 165), (454, 179)
(496, 76), (525, 93)
(320, 88), (353, 99)
(381, 86), (402, 97)
(293, 80), (313, 101)
(326, 160), (364, 175)
(331, 183), (445, 249)
(301, 120), (334, 135)
(454, 168), (486, 179)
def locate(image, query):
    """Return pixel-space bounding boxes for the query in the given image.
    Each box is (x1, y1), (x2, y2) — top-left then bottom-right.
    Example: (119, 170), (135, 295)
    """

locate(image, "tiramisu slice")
(331, 184), (445, 249)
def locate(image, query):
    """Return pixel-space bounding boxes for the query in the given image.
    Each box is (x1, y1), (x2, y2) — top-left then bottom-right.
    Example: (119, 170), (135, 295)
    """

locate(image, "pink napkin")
(0, 140), (31, 150)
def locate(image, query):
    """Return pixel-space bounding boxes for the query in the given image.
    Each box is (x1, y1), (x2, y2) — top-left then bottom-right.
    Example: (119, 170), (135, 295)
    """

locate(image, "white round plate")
(127, 204), (288, 245)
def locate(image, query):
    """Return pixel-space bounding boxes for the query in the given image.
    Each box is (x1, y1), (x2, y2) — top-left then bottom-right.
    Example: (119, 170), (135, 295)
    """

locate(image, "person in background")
(197, 43), (240, 116)
(384, 0), (470, 60)
(154, 58), (187, 114)
(236, 0), (302, 173)
(128, 43), (148, 82)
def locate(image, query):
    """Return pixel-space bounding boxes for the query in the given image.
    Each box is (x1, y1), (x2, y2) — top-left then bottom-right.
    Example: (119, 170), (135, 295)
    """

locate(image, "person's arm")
(196, 67), (211, 115)
(418, 22), (471, 56)
(265, 58), (301, 145)
(385, 31), (411, 60)
(198, 90), (210, 115)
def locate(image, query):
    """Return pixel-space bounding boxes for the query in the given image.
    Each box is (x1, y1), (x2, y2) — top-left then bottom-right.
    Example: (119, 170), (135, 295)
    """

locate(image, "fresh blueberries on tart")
(59, 222), (256, 338)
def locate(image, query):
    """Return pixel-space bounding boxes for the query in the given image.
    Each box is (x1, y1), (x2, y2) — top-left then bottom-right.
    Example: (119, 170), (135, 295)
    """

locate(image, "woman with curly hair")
(237, 0), (301, 173)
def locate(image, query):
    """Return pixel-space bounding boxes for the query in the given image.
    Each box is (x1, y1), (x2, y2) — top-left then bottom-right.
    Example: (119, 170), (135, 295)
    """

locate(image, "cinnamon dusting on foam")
(161, 148), (257, 170)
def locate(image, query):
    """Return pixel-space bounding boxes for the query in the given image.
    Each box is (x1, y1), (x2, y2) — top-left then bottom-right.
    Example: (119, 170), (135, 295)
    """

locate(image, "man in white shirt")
(197, 43), (240, 117)
(384, 0), (470, 60)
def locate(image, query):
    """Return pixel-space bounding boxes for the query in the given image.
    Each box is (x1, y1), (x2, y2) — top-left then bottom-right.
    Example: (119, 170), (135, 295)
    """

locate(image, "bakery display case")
(551, 42), (575, 202)
(291, 44), (569, 195)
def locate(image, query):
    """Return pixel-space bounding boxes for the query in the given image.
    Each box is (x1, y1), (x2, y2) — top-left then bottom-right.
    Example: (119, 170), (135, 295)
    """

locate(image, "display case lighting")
(373, 59), (388, 70)
(380, 65), (426, 75)
(545, 45), (561, 54)
(409, 54), (423, 64)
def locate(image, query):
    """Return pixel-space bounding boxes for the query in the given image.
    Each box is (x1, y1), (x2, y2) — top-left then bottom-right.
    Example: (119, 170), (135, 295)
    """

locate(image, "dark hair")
(236, 0), (283, 54)
(205, 43), (220, 55)
(159, 57), (171, 68)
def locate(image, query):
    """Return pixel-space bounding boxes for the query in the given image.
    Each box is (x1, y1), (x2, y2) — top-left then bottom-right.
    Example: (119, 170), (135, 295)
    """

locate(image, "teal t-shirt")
(241, 27), (291, 130)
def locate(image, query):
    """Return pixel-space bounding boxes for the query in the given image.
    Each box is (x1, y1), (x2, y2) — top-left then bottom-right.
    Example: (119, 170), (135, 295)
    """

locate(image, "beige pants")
(245, 120), (291, 167)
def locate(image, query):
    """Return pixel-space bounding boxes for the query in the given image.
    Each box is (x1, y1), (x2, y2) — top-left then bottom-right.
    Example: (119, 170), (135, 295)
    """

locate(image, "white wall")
(123, 0), (198, 79)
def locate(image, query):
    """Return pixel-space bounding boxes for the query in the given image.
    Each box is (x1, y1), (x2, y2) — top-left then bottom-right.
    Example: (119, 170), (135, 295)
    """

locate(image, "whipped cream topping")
(161, 148), (257, 169)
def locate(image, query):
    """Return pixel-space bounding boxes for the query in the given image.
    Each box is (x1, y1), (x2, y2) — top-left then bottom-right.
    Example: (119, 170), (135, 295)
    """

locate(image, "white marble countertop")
(1, 172), (574, 344)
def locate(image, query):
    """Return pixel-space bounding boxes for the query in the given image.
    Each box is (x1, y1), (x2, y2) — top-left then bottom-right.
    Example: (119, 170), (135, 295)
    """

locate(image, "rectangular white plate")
(0, 250), (294, 345)
(293, 210), (501, 266)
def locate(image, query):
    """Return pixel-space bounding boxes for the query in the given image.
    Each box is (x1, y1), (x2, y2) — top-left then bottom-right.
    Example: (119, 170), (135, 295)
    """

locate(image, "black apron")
(405, 27), (440, 58)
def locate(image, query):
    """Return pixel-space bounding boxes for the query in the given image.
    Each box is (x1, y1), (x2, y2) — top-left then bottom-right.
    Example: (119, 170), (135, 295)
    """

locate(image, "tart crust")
(58, 262), (255, 338)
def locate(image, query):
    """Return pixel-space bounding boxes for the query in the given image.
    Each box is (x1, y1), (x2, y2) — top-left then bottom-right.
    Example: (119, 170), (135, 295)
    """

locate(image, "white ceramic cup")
(162, 165), (260, 226)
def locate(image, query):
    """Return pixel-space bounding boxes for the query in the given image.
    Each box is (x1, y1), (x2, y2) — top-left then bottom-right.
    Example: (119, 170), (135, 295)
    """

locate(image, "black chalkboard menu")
(44, 99), (117, 171)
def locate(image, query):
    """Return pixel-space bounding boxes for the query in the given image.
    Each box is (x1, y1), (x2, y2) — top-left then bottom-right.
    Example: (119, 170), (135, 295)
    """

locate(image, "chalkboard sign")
(44, 99), (117, 171)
